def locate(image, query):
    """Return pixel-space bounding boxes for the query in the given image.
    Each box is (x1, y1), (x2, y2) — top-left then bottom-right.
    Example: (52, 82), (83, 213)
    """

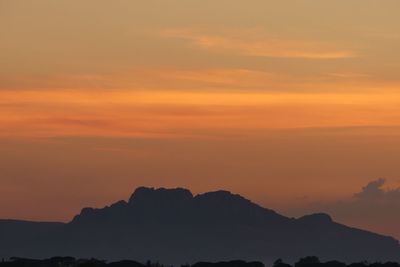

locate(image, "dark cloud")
(292, 178), (400, 240)
(353, 178), (400, 201)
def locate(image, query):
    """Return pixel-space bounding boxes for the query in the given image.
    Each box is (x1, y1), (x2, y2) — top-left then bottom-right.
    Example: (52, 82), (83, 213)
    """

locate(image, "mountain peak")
(128, 186), (193, 205)
(195, 190), (248, 203)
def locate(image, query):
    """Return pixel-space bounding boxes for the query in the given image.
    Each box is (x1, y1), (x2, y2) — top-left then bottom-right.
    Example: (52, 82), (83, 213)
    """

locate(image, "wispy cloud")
(3, 67), (391, 94)
(0, 69), (278, 91)
(163, 28), (356, 59)
(1, 89), (400, 139)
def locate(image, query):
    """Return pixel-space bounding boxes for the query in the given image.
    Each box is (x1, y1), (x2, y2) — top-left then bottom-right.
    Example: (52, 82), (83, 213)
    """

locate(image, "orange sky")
(1, 0), (400, 239)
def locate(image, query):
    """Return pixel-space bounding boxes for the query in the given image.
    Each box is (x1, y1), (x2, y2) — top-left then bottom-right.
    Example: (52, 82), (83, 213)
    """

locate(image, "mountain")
(0, 187), (399, 265)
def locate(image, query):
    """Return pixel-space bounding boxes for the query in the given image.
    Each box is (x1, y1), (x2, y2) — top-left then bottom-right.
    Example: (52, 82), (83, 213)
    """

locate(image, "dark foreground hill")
(0, 187), (399, 264)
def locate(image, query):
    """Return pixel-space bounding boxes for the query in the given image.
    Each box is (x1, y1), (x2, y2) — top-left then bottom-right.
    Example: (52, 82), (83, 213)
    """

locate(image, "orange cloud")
(4, 67), (398, 95)
(1, 89), (400, 139)
(163, 29), (356, 59)
(1, 69), (278, 90)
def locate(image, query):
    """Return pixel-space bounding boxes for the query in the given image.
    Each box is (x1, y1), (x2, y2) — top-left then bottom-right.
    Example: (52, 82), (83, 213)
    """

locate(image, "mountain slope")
(0, 187), (399, 264)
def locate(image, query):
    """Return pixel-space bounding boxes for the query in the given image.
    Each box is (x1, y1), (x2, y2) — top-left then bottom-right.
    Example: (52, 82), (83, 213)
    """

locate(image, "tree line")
(0, 256), (399, 267)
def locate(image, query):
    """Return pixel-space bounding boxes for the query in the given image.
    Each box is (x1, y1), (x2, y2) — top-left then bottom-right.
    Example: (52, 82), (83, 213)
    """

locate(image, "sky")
(1, 0), (400, 239)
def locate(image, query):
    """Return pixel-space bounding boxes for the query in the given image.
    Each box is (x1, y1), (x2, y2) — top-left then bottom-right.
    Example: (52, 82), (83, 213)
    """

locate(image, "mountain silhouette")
(0, 187), (399, 264)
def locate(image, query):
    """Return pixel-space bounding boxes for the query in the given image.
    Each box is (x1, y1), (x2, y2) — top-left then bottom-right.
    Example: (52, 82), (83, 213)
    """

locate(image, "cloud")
(301, 179), (400, 239)
(163, 28), (356, 59)
(0, 69), (281, 91)
(3, 68), (399, 95)
(1, 88), (400, 139)
(354, 178), (387, 200)
(354, 178), (400, 203)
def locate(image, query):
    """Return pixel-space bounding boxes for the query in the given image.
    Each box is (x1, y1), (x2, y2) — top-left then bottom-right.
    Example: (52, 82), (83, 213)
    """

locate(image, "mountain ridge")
(0, 187), (399, 265)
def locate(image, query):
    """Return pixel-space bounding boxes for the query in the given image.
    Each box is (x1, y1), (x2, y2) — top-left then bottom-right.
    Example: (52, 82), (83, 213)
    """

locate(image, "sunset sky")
(1, 1), (400, 239)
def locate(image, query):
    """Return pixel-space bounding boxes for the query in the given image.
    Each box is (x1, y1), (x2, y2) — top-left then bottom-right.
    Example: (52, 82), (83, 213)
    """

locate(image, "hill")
(0, 187), (399, 264)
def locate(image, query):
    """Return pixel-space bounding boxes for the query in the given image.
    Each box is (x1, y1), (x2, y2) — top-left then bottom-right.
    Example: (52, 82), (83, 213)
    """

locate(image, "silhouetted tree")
(274, 259), (293, 267)
(348, 262), (369, 267)
(295, 256), (321, 267)
(324, 260), (347, 267)
(1, 256), (400, 267)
